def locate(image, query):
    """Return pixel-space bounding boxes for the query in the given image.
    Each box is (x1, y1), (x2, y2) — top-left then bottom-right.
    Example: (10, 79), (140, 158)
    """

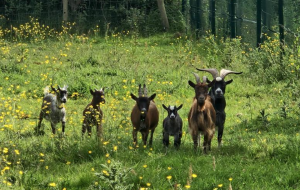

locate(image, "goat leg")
(163, 131), (170, 147)
(62, 121), (66, 135)
(142, 131), (149, 146)
(87, 125), (92, 136)
(217, 124), (224, 148)
(132, 129), (138, 147)
(96, 123), (102, 137)
(36, 111), (44, 133)
(82, 123), (87, 136)
(174, 134), (181, 148)
(203, 134), (209, 154)
(51, 122), (56, 134)
(149, 129), (155, 146)
(192, 131), (199, 150)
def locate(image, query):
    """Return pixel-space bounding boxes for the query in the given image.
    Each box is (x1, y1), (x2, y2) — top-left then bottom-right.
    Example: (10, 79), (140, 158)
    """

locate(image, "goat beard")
(139, 121), (147, 131)
(138, 113), (147, 130)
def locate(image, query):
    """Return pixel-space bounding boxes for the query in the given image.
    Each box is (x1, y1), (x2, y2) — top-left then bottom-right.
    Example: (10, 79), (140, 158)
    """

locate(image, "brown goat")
(188, 73), (216, 153)
(130, 84), (159, 146)
(82, 88), (105, 137)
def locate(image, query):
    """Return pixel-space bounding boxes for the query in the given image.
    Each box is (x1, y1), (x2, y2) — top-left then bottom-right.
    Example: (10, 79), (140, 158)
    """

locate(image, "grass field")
(1, 22), (300, 190)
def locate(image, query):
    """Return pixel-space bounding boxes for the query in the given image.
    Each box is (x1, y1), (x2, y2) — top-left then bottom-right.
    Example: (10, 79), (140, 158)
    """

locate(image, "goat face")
(131, 93), (156, 120)
(52, 85), (68, 103)
(90, 88), (105, 105)
(211, 77), (233, 99)
(196, 68), (242, 99)
(188, 81), (214, 106)
(163, 104), (183, 120)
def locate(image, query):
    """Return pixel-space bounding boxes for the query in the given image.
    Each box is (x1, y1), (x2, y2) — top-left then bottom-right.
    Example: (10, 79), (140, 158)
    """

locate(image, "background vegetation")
(0, 14), (300, 190)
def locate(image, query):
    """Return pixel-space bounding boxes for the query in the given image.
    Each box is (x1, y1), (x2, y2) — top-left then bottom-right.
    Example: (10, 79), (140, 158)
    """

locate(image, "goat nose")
(216, 89), (222, 94)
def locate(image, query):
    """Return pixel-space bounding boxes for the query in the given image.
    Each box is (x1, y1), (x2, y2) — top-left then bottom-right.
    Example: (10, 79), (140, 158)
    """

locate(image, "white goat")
(36, 85), (68, 135)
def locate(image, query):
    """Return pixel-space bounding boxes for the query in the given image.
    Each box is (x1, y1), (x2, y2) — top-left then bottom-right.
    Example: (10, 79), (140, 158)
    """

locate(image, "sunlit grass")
(1, 19), (300, 189)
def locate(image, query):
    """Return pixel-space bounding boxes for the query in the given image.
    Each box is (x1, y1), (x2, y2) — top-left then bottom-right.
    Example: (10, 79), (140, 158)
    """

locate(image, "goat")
(188, 73), (216, 153)
(130, 84), (159, 146)
(37, 85), (68, 135)
(196, 68), (242, 147)
(162, 104), (183, 148)
(82, 88), (105, 137)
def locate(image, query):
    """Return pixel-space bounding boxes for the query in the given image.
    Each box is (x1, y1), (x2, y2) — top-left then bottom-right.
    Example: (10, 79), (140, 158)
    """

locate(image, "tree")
(157, 0), (169, 31)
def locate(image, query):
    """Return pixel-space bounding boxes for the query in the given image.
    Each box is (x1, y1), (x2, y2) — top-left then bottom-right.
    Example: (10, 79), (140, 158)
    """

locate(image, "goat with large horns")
(188, 73), (216, 153)
(196, 68), (242, 148)
(130, 84), (159, 146)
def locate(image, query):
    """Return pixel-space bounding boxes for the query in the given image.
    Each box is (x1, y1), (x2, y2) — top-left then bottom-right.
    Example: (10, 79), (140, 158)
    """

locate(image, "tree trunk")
(278, 0), (284, 46)
(230, 0), (236, 38)
(257, 0), (262, 47)
(157, 0), (169, 31)
(63, 0), (68, 22)
(236, 0), (243, 37)
(278, 0), (284, 59)
(195, 0), (203, 37)
(210, 0), (216, 36)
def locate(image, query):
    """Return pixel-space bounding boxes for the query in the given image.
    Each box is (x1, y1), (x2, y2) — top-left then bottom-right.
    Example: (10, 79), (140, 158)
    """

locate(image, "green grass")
(1, 28), (300, 190)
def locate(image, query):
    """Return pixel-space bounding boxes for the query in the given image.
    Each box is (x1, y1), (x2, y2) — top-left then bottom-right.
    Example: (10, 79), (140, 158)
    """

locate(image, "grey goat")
(162, 104), (183, 148)
(36, 85), (68, 135)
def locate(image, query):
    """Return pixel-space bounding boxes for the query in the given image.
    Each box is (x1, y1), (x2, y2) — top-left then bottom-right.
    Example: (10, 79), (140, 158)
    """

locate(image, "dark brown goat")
(82, 88), (105, 137)
(130, 84), (159, 146)
(188, 73), (216, 153)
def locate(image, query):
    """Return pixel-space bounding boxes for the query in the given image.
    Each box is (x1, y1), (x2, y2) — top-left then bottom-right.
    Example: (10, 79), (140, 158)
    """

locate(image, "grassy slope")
(0, 33), (300, 190)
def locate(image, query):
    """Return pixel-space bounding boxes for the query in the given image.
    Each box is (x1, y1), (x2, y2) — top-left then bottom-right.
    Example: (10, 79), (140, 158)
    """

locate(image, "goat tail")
(43, 86), (50, 96)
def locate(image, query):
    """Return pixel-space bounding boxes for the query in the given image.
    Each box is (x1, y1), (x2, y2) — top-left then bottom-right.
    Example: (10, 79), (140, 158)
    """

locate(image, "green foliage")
(94, 160), (134, 190)
(1, 21), (300, 189)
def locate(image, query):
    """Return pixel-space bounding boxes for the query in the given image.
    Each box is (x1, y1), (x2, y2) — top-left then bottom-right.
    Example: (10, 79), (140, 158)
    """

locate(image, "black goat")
(196, 68), (242, 147)
(162, 104), (183, 148)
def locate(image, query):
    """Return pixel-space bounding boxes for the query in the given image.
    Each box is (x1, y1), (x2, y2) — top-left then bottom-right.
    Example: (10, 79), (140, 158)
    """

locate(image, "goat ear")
(162, 104), (168, 110)
(188, 80), (196, 88)
(90, 89), (94, 95)
(149, 93), (156, 101)
(225, 79), (233, 85)
(208, 79), (216, 88)
(130, 93), (138, 101)
(177, 104), (183, 110)
(206, 78), (211, 83)
(51, 85), (56, 92)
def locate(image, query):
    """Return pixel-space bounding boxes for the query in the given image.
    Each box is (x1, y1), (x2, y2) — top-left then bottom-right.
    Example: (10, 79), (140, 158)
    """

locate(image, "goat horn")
(220, 69), (243, 79)
(192, 72), (201, 84)
(143, 84), (148, 96)
(138, 84), (142, 97)
(202, 76), (207, 84)
(196, 68), (219, 79)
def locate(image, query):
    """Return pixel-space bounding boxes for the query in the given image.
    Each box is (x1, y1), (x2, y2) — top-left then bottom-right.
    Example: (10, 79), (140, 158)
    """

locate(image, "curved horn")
(192, 72), (201, 84)
(143, 84), (148, 96)
(196, 68), (219, 79)
(138, 84), (142, 97)
(202, 76), (207, 84)
(220, 69), (243, 79)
